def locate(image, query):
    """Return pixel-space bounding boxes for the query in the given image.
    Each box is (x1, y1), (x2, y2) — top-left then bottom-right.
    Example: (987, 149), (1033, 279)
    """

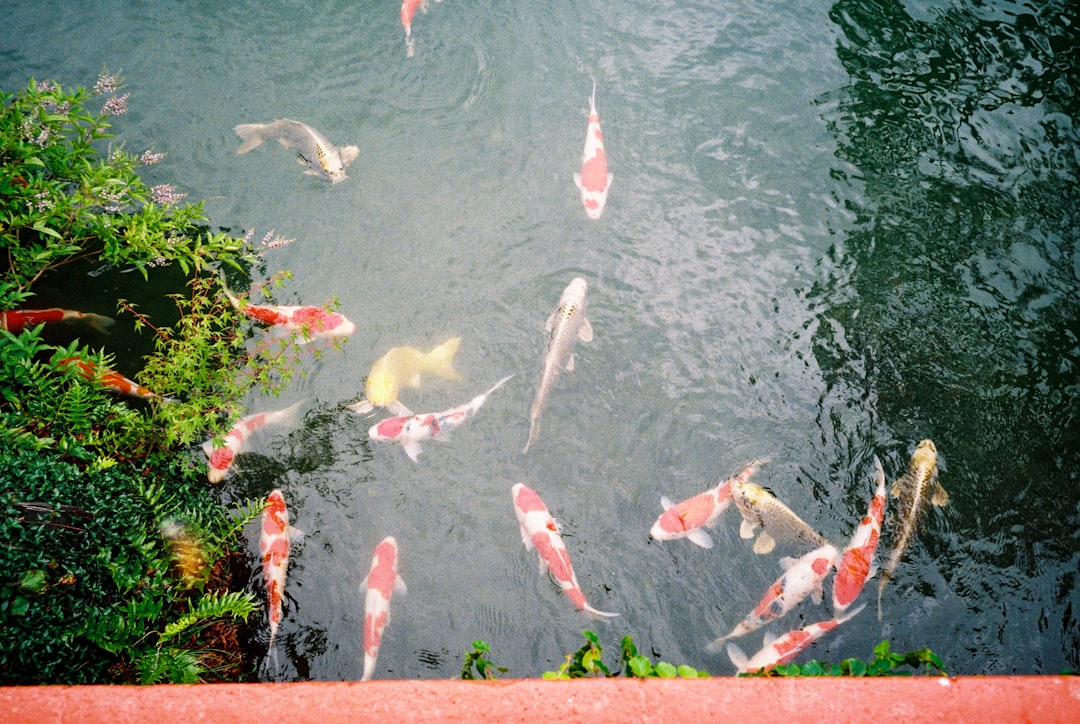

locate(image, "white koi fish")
(832, 456), (887, 614)
(512, 483), (618, 618)
(649, 460), (765, 549)
(573, 82), (613, 220)
(726, 604), (865, 675)
(224, 288), (355, 344)
(523, 278), (592, 454)
(234, 119), (359, 184)
(707, 543), (839, 650)
(361, 536), (406, 682)
(260, 489), (302, 660)
(369, 375), (513, 462)
(202, 401), (304, 483)
(731, 479), (828, 555)
(878, 439), (947, 621)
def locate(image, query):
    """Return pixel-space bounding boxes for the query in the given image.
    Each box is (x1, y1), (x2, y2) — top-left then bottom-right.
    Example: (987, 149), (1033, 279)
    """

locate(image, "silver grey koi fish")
(234, 118), (359, 184)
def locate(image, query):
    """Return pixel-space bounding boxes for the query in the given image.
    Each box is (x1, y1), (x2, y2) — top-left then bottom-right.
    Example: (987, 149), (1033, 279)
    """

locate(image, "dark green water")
(2, 0), (1077, 678)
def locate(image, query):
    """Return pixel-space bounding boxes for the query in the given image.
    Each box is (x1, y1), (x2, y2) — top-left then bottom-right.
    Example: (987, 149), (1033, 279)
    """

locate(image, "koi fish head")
(370, 416), (407, 442)
(911, 439), (937, 471)
(365, 370), (399, 407)
(207, 447), (236, 483)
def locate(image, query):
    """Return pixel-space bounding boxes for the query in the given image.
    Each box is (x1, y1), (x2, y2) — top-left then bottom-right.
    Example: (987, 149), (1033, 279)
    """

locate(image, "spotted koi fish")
(574, 82), (613, 219)
(59, 356), (159, 400)
(832, 456), (887, 614)
(261, 489), (302, 658)
(708, 543), (838, 650)
(725, 604), (865, 675)
(224, 288), (355, 344)
(202, 401), (304, 483)
(512, 483), (618, 618)
(234, 119), (359, 184)
(361, 536), (406, 682)
(369, 375), (513, 462)
(649, 460), (765, 549)
(523, 278), (592, 454)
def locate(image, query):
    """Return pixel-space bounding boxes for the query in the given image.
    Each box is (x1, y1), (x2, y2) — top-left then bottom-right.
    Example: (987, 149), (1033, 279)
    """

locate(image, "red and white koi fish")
(369, 375), (513, 462)
(832, 456), (887, 614)
(224, 289), (355, 344)
(573, 82), (613, 220)
(261, 489), (302, 659)
(708, 543), (839, 650)
(401, 0), (440, 57)
(512, 483), (619, 618)
(725, 604), (865, 675)
(2, 308), (114, 334)
(202, 401), (304, 483)
(58, 356), (159, 400)
(361, 536), (406, 682)
(650, 460), (764, 549)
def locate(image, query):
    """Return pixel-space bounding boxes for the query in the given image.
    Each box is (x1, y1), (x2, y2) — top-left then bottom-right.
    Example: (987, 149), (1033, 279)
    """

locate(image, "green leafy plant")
(461, 640), (509, 680)
(0, 74), (307, 684)
(542, 630), (709, 680)
(745, 640), (947, 677)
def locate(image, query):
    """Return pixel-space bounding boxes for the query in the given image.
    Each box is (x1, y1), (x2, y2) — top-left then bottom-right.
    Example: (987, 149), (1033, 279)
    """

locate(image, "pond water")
(3, 0), (1077, 679)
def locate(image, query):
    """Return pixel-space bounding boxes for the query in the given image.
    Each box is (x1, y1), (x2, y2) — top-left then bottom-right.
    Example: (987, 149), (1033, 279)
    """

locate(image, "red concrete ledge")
(3, 676), (1077, 723)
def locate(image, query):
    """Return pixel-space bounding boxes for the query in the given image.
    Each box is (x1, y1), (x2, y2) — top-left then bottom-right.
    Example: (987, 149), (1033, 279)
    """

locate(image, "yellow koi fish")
(348, 337), (461, 416)
(877, 439), (948, 621)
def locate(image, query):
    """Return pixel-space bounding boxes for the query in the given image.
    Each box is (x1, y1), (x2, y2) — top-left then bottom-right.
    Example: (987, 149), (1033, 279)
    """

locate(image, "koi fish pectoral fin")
(388, 401), (413, 417)
(739, 519), (757, 539)
(811, 584), (824, 605)
(565, 354), (575, 372)
(931, 482), (949, 507)
(687, 529), (714, 549)
(578, 318), (593, 343)
(752, 532), (776, 555)
(347, 399), (375, 414)
(573, 172), (583, 191)
(340, 146), (360, 166)
(394, 575), (408, 597)
(402, 440), (423, 463)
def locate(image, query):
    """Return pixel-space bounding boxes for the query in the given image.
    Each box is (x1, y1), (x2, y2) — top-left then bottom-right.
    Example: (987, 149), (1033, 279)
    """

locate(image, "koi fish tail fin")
(234, 124), (268, 154)
(583, 603), (620, 620)
(405, 33), (415, 58)
(705, 633), (733, 654)
(485, 374), (515, 397)
(589, 80), (597, 113)
(220, 285), (243, 310)
(75, 312), (116, 334)
(876, 573), (890, 622)
(522, 419), (539, 454)
(835, 602), (867, 627)
(426, 336), (462, 380)
(361, 655), (376, 682)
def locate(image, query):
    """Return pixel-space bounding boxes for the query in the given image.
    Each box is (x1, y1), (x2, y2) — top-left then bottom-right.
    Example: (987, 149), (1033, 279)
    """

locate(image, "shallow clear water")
(3, 0), (1077, 678)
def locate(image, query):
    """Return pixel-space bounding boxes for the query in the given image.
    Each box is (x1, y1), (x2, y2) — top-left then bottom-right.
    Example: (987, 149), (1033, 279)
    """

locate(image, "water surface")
(3, 0), (1077, 678)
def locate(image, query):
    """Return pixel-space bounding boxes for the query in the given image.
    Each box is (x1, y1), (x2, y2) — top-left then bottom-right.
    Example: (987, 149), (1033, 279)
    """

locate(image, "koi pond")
(3, 0), (1077, 679)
